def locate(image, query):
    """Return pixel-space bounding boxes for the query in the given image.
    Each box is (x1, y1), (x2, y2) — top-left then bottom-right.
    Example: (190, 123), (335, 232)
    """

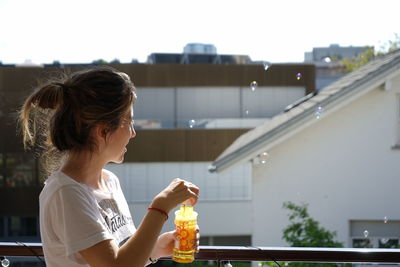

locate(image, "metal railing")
(1, 243), (400, 265)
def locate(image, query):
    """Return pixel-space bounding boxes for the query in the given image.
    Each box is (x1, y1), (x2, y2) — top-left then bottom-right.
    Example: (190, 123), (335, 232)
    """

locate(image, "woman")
(19, 67), (200, 267)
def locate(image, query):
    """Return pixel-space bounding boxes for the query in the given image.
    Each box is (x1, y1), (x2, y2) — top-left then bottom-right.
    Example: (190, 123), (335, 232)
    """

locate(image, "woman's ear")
(93, 124), (108, 142)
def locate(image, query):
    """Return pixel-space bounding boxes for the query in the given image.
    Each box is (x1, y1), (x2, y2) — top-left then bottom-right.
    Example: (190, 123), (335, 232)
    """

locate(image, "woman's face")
(104, 107), (136, 164)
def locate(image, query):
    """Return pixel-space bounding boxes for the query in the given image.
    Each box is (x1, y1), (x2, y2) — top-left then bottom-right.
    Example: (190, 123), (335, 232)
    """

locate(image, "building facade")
(0, 62), (314, 249)
(211, 49), (400, 248)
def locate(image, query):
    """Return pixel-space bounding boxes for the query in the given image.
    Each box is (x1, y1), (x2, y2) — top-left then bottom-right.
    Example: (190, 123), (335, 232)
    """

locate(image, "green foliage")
(340, 47), (375, 72)
(92, 59), (108, 65)
(340, 33), (400, 72)
(282, 202), (343, 248)
(261, 202), (345, 267)
(110, 58), (121, 64)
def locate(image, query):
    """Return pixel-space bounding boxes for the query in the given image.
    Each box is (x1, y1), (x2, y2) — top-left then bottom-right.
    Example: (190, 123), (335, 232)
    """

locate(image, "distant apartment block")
(305, 44), (372, 91)
(183, 43), (217, 54)
(304, 44), (371, 63)
(147, 42), (252, 64)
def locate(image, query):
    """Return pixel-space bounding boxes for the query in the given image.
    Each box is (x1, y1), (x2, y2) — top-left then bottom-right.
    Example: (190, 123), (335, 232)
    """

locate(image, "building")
(305, 44), (373, 91)
(183, 43), (217, 54)
(210, 49), (400, 248)
(304, 44), (370, 63)
(0, 61), (315, 249)
(147, 42), (252, 65)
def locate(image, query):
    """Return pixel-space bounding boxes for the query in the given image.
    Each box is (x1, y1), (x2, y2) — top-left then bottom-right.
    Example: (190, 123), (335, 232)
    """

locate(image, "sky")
(0, 0), (399, 64)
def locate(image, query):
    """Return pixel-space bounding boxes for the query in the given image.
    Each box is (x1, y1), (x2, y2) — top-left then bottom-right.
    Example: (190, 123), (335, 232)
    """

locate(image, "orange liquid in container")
(172, 204), (198, 263)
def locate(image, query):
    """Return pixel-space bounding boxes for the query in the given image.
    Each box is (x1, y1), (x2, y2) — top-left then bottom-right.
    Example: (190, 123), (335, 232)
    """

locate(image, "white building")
(210, 49), (400, 248)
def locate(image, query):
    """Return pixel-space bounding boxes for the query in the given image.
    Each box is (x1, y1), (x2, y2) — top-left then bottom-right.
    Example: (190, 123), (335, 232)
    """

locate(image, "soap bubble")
(245, 109), (250, 115)
(315, 106), (324, 119)
(323, 57), (332, 63)
(250, 81), (258, 91)
(1, 258), (10, 267)
(259, 152), (269, 164)
(296, 73), (302, 80)
(263, 62), (271, 71)
(363, 230), (369, 238)
(188, 119), (196, 128)
(384, 216), (388, 223)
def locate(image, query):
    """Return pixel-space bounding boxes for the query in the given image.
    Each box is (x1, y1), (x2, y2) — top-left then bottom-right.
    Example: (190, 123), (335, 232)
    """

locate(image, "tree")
(340, 33), (400, 72)
(262, 202), (344, 267)
(282, 202), (343, 248)
(92, 59), (108, 65)
(340, 47), (375, 72)
(110, 58), (121, 64)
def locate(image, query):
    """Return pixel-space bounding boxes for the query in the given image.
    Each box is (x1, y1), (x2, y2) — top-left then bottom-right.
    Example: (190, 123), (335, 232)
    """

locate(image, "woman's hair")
(19, 66), (136, 174)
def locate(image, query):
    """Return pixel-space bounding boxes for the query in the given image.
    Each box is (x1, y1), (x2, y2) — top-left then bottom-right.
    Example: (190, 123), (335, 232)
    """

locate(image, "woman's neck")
(61, 150), (106, 190)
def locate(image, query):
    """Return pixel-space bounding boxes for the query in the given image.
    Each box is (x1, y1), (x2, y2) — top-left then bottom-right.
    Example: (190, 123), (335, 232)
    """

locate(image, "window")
(0, 216), (39, 241)
(0, 153), (38, 188)
(8, 216), (37, 237)
(200, 235), (251, 246)
(350, 220), (400, 248)
(353, 237), (399, 248)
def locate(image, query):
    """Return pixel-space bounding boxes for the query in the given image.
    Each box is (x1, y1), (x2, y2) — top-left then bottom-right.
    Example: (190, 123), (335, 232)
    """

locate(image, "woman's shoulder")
(102, 168), (119, 181)
(102, 169), (121, 188)
(40, 171), (95, 207)
(45, 171), (80, 188)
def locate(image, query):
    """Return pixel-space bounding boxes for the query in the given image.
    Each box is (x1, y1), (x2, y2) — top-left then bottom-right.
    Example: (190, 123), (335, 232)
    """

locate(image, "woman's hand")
(151, 178), (200, 213)
(193, 225), (200, 253)
(150, 231), (175, 259)
(151, 227), (201, 260)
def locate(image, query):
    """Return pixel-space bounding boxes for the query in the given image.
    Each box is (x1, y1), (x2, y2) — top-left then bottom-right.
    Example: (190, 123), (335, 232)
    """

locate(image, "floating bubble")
(323, 57), (332, 63)
(188, 119), (196, 128)
(263, 61), (271, 71)
(363, 230), (369, 238)
(384, 216), (388, 223)
(250, 81), (258, 91)
(296, 73), (302, 80)
(1, 258), (10, 267)
(245, 109), (250, 115)
(315, 106), (324, 119)
(259, 152), (269, 164)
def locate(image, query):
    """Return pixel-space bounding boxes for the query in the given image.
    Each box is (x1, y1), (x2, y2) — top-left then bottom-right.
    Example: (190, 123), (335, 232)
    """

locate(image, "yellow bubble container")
(172, 204), (198, 263)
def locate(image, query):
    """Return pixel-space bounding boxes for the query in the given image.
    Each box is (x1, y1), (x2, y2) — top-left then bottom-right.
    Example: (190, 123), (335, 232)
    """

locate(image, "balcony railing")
(1, 242), (400, 266)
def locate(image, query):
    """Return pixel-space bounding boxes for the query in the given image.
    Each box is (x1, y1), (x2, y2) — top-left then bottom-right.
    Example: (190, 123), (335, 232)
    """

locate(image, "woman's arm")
(79, 178), (199, 267)
(80, 209), (166, 267)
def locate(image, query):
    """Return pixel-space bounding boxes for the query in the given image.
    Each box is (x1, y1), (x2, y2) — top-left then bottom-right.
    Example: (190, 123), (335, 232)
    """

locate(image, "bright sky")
(0, 0), (399, 64)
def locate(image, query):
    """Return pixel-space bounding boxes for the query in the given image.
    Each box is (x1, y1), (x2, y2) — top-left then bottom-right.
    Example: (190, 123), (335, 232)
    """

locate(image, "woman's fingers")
(170, 179), (200, 205)
(190, 230), (200, 252)
(152, 179), (200, 212)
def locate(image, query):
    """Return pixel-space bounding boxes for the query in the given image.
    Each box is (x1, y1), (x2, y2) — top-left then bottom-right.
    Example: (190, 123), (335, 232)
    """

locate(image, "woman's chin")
(110, 156), (124, 164)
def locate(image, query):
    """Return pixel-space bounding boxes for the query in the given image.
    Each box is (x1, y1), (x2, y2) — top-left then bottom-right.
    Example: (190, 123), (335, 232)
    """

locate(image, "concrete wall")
(252, 74), (400, 247)
(105, 162), (253, 236)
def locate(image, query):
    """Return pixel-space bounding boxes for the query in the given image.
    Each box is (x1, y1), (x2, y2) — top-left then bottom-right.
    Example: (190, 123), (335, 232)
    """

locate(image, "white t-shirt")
(39, 169), (136, 266)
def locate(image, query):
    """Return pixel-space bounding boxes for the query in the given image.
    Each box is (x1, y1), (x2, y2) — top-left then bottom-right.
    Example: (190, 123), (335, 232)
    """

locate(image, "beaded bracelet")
(147, 206), (169, 221)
